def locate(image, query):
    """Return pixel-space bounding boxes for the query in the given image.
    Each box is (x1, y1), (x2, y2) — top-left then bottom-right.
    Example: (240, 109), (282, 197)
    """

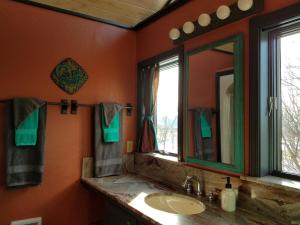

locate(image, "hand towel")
(200, 111), (212, 138)
(193, 108), (214, 161)
(6, 98), (47, 187)
(15, 109), (39, 146)
(94, 103), (123, 177)
(101, 103), (120, 143)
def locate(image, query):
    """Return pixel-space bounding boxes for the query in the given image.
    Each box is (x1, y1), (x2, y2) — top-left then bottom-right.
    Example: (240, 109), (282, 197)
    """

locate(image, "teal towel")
(200, 112), (211, 138)
(101, 109), (120, 143)
(15, 109), (39, 146)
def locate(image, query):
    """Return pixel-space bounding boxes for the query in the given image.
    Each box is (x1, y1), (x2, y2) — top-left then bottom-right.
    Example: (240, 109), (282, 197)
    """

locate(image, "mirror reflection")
(187, 41), (235, 165)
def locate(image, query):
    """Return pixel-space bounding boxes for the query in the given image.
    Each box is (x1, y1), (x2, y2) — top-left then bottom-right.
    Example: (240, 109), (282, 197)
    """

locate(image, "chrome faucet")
(182, 175), (202, 196)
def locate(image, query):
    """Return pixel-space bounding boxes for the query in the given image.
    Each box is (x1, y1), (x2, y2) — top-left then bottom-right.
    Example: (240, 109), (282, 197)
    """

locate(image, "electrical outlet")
(11, 217), (42, 225)
(126, 141), (133, 153)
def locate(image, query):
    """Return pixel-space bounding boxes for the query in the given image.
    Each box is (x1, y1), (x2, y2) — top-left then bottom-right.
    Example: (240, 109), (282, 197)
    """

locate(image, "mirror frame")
(184, 34), (244, 174)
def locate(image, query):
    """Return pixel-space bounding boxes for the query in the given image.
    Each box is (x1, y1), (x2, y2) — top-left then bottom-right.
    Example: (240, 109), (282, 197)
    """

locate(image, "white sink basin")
(144, 192), (205, 215)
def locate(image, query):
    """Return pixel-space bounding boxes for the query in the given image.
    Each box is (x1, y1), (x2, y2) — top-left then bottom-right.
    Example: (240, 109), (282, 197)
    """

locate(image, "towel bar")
(0, 99), (133, 115)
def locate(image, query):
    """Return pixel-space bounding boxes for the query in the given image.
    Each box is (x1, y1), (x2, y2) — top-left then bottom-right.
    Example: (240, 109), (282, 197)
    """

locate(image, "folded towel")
(6, 98), (47, 187)
(200, 111), (212, 138)
(94, 103), (123, 177)
(101, 103), (120, 143)
(193, 108), (214, 161)
(15, 109), (39, 146)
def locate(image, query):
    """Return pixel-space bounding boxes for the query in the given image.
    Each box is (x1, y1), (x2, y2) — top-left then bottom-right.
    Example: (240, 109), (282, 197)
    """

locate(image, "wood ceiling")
(19, 0), (187, 29)
(214, 43), (234, 54)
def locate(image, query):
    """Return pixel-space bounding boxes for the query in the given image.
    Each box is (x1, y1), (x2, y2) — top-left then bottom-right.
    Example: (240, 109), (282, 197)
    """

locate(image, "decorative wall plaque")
(51, 58), (88, 95)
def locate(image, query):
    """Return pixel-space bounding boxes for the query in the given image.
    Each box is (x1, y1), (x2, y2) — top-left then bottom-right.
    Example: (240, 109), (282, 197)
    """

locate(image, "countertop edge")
(81, 177), (162, 225)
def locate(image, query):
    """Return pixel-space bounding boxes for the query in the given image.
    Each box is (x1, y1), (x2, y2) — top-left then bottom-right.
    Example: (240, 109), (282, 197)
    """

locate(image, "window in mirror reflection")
(156, 56), (179, 155)
(188, 42), (234, 164)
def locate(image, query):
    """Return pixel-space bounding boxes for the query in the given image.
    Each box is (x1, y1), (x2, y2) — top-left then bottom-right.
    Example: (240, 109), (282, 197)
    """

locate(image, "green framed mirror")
(184, 34), (244, 174)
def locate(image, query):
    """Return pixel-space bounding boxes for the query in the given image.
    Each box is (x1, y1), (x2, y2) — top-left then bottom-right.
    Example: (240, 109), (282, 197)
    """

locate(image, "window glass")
(156, 63), (179, 154)
(280, 31), (300, 175)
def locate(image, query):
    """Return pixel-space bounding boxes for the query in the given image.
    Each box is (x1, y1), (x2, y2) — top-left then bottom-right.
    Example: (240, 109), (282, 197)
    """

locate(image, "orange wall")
(0, 1), (136, 225)
(188, 50), (234, 108)
(136, 0), (300, 175)
(188, 50), (234, 158)
(1, 0), (299, 224)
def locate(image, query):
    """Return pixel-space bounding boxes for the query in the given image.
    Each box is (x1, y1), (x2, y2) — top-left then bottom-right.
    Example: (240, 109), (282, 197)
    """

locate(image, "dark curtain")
(137, 64), (159, 153)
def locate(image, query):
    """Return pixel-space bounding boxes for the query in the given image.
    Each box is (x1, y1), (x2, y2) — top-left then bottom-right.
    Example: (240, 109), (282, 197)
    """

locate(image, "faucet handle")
(182, 176), (193, 194)
(207, 188), (221, 201)
(182, 176), (192, 188)
(186, 181), (193, 194)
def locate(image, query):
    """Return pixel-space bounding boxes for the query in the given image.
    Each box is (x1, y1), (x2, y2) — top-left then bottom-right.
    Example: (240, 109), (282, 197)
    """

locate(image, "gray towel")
(94, 103), (123, 177)
(6, 97), (47, 187)
(193, 108), (214, 161)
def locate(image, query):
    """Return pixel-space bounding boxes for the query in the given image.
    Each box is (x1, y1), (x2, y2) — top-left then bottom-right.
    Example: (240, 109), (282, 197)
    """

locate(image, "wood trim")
(133, 0), (189, 31)
(138, 46), (184, 69)
(137, 46), (184, 161)
(249, 2), (300, 177)
(13, 0), (189, 31)
(178, 45), (185, 162)
(174, 0), (264, 45)
(271, 171), (300, 182)
(13, 0), (131, 29)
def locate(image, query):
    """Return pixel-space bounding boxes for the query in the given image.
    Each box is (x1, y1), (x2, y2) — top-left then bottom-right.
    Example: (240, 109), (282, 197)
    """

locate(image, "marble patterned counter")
(82, 174), (283, 225)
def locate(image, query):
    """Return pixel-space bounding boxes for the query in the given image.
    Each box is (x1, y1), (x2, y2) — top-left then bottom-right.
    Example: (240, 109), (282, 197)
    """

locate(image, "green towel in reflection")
(15, 109), (39, 146)
(200, 112), (211, 138)
(101, 109), (120, 143)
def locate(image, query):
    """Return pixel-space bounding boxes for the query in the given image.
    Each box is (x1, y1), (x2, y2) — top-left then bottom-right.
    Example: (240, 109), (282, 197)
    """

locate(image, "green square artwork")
(51, 58), (88, 95)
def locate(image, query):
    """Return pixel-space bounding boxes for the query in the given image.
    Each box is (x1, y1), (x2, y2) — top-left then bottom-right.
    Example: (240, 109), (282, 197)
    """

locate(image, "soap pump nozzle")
(224, 177), (232, 189)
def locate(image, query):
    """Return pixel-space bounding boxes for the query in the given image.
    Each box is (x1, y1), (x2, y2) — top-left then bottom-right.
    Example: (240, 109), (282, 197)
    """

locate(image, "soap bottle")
(221, 177), (236, 212)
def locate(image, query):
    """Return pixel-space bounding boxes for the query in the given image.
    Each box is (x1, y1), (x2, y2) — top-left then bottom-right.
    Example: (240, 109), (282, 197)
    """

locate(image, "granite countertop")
(81, 174), (281, 225)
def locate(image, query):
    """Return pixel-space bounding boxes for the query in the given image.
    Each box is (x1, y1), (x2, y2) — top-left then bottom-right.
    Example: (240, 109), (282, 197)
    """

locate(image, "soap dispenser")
(221, 177), (236, 212)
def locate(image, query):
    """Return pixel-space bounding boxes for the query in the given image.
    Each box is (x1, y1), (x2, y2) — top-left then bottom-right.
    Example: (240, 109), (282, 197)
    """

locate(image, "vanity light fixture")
(183, 21), (195, 34)
(237, 0), (254, 11)
(198, 13), (211, 27)
(170, 0), (264, 44)
(216, 5), (231, 20)
(169, 28), (181, 40)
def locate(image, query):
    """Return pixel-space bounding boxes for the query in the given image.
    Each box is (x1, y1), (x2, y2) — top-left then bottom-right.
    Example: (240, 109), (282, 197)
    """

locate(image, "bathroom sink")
(144, 192), (205, 215)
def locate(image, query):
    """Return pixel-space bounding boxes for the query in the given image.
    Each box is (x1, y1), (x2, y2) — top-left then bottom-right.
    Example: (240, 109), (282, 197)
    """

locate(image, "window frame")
(269, 25), (300, 180)
(137, 46), (184, 160)
(249, 2), (300, 180)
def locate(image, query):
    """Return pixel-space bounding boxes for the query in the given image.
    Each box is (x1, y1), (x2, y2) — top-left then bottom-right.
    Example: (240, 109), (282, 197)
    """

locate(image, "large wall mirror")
(185, 34), (244, 174)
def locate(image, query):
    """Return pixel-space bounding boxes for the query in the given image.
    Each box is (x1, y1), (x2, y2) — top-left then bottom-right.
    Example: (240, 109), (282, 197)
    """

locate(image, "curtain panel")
(137, 64), (159, 153)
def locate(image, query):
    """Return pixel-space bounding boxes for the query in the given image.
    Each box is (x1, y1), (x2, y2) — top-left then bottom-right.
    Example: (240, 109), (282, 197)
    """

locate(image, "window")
(137, 47), (183, 159)
(270, 28), (300, 178)
(250, 2), (300, 180)
(156, 56), (179, 155)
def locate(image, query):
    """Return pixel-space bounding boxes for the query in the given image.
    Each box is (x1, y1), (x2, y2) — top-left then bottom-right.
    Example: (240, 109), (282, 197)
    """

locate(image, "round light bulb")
(169, 28), (180, 40)
(216, 5), (231, 20)
(237, 0), (254, 11)
(198, 13), (211, 27)
(183, 21), (195, 34)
